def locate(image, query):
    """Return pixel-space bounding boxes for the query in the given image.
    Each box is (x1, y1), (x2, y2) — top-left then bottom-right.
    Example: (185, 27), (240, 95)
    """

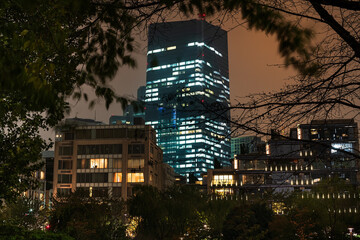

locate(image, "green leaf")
(20, 29), (28, 36)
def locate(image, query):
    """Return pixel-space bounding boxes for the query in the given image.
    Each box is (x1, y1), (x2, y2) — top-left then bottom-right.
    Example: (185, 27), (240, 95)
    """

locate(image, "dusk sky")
(44, 16), (296, 140)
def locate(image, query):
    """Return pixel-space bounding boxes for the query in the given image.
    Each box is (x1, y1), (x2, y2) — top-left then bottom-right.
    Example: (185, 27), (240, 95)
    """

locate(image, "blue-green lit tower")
(145, 19), (230, 179)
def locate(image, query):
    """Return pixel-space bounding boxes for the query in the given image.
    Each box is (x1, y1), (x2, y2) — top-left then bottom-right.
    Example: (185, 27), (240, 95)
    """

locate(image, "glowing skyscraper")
(145, 19), (230, 179)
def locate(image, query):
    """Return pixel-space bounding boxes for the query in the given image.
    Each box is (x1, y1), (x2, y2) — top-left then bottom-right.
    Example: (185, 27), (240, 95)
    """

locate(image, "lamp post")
(348, 227), (354, 240)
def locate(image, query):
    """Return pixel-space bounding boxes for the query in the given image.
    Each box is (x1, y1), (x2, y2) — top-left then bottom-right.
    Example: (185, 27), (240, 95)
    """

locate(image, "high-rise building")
(145, 19), (231, 179)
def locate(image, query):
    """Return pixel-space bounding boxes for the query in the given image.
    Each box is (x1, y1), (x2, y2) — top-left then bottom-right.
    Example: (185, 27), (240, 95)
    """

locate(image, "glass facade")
(231, 136), (263, 158)
(145, 20), (231, 179)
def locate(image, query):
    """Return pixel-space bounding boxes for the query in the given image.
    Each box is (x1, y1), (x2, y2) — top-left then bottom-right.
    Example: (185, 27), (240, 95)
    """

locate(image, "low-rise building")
(207, 119), (359, 197)
(53, 119), (171, 200)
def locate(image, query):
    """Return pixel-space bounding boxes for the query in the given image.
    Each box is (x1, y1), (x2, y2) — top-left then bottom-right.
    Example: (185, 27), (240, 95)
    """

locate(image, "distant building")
(206, 119), (359, 196)
(53, 118), (173, 200)
(145, 19), (231, 180)
(24, 151), (54, 208)
(231, 136), (263, 158)
(109, 86), (146, 125)
(64, 117), (105, 126)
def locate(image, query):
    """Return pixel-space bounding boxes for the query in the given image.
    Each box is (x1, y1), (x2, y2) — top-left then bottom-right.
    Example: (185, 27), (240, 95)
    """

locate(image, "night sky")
(43, 17), (296, 140)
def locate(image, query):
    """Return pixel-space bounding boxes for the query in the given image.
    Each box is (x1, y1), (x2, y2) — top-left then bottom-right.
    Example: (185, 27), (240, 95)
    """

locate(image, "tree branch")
(310, 0), (360, 59)
(311, 0), (360, 11)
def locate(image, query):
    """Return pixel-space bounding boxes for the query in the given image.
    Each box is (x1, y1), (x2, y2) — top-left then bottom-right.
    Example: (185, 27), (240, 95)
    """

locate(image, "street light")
(348, 227), (354, 240)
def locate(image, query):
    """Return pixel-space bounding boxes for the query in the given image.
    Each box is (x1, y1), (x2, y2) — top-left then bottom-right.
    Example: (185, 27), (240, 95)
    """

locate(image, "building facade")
(231, 136), (263, 158)
(145, 19), (231, 179)
(206, 119), (359, 196)
(53, 119), (170, 200)
(24, 151), (54, 208)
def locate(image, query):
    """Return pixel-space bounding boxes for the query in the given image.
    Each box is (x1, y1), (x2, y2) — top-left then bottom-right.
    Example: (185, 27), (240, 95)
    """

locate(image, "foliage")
(49, 191), (128, 240)
(127, 185), (204, 239)
(222, 202), (273, 240)
(0, 99), (49, 203)
(269, 215), (296, 240)
(0, 224), (74, 240)
(268, 178), (360, 239)
(128, 185), (237, 239)
(0, 196), (48, 230)
(0, 0), (140, 203)
(203, 198), (237, 239)
(288, 178), (360, 239)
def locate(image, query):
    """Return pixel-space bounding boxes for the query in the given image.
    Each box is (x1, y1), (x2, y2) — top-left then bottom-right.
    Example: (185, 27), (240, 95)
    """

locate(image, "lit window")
(114, 173), (122, 183)
(214, 188), (233, 196)
(40, 171), (45, 180)
(213, 175), (234, 185)
(310, 129), (318, 135)
(266, 144), (270, 155)
(331, 143), (353, 153)
(127, 173), (144, 183)
(90, 158), (108, 168)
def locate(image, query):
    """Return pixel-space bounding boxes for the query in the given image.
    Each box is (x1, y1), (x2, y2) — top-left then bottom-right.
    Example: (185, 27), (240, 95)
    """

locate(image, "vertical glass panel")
(114, 173), (122, 183)
(127, 173), (144, 183)
(90, 158), (108, 168)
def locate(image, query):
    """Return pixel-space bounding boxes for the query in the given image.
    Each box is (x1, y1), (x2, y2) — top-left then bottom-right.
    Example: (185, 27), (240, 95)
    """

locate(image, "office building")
(231, 136), (263, 158)
(109, 86), (146, 125)
(206, 119), (359, 196)
(53, 118), (172, 200)
(145, 19), (231, 179)
(24, 151), (54, 208)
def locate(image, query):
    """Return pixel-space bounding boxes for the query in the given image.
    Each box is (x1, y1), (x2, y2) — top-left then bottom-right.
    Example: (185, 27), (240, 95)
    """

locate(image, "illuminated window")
(127, 173), (144, 183)
(213, 175), (234, 185)
(266, 144), (270, 155)
(114, 173), (122, 183)
(214, 188), (233, 196)
(40, 171), (45, 180)
(331, 143), (352, 153)
(128, 159), (145, 168)
(234, 160), (238, 170)
(90, 158), (108, 168)
(310, 129), (318, 135)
